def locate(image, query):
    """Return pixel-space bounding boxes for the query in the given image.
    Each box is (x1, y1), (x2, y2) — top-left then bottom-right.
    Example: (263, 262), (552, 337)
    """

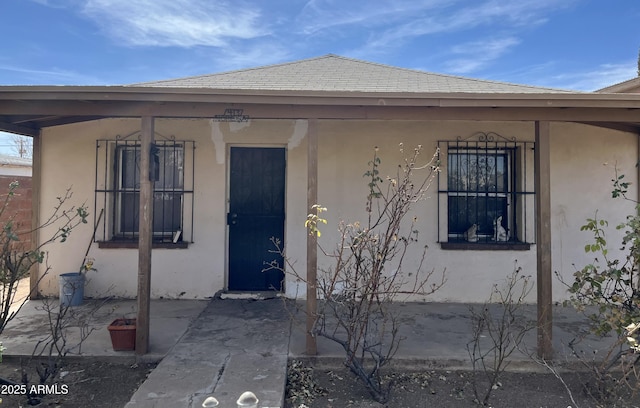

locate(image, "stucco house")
(1, 55), (640, 354)
(598, 76), (640, 93)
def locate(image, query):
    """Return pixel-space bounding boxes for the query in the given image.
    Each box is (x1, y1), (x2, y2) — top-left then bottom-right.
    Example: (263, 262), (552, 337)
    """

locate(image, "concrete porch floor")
(1, 298), (208, 362)
(0, 297), (619, 407)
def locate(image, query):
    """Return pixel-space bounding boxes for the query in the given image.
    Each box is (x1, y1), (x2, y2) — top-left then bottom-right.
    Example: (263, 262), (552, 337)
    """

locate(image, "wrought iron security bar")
(437, 132), (535, 244)
(94, 131), (195, 244)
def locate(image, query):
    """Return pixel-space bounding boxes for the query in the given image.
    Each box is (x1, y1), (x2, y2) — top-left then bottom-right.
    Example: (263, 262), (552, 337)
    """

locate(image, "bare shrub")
(0, 183), (91, 404)
(16, 296), (112, 405)
(467, 265), (535, 406)
(269, 145), (445, 403)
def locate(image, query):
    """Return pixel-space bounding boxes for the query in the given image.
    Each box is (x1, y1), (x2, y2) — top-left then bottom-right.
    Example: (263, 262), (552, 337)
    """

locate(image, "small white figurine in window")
(493, 216), (508, 242)
(463, 223), (479, 242)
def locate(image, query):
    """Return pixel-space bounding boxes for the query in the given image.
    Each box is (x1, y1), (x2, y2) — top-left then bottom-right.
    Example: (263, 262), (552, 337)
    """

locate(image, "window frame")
(437, 132), (535, 250)
(114, 143), (185, 240)
(446, 147), (513, 242)
(94, 132), (195, 247)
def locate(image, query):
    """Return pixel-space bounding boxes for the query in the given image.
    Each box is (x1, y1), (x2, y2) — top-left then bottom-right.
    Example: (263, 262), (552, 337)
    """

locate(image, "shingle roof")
(597, 76), (640, 93)
(133, 54), (573, 94)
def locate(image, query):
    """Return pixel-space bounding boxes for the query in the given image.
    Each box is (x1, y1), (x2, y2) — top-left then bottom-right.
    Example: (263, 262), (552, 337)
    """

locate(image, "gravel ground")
(285, 359), (640, 408)
(0, 359), (156, 407)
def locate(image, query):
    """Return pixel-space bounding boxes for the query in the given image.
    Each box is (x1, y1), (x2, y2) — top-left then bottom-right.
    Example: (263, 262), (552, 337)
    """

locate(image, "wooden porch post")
(637, 134), (640, 204)
(306, 119), (318, 355)
(535, 121), (553, 359)
(29, 132), (42, 299)
(136, 116), (155, 355)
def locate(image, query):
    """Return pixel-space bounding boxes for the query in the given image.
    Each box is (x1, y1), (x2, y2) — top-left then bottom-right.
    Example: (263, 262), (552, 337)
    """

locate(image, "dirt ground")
(285, 360), (640, 408)
(0, 359), (155, 407)
(0, 278), (154, 407)
(1, 356), (639, 408)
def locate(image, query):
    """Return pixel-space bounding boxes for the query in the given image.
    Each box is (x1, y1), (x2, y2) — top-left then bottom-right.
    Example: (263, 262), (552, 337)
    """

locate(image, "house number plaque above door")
(213, 108), (250, 122)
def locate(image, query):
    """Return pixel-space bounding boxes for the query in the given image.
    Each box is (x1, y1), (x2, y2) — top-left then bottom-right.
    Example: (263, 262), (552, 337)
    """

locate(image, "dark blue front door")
(228, 147), (285, 291)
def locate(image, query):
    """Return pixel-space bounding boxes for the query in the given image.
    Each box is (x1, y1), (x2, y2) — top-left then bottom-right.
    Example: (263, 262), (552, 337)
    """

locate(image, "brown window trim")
(440, 242), (531, 251)
(98, 240), (189, 249)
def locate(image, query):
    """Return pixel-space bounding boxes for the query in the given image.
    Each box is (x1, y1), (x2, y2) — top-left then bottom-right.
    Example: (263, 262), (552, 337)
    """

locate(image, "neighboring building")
(598, 77), (640, 93)
(0, 154), (32, 177)
(1, 55), (639, 305)
(0, 154), (32, 245)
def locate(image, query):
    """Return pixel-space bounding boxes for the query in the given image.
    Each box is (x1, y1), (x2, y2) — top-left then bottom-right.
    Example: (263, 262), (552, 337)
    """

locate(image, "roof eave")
(2, 86), (640, 109)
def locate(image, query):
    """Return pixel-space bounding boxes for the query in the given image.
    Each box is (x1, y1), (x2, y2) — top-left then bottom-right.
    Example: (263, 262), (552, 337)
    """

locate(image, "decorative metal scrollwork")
(115, 130), (176, 141)
(456, 131), (517, 143)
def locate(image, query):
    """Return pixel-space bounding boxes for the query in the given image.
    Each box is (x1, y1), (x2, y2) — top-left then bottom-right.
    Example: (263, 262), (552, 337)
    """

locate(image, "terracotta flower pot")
(107, 318), (136, 351)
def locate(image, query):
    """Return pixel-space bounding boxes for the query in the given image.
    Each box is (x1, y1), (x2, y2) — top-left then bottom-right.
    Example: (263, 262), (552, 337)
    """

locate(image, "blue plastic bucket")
(59, 273), (85, 307)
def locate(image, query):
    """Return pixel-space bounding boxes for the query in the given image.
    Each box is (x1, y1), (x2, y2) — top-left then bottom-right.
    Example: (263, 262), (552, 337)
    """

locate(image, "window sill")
(440, 241), (531, 251)
(98, 241), (189, 249)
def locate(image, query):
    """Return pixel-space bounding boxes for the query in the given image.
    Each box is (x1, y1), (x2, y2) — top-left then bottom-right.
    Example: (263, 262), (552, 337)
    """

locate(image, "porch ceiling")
(1, 86), (640, 136)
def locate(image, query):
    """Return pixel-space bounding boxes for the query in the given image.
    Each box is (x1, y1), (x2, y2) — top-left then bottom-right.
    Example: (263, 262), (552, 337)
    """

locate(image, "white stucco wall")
(549, 122), (638, 300)
(314, 120), (537, 302)
(37, 118), (309, 300)
(36, 118), (638, 303)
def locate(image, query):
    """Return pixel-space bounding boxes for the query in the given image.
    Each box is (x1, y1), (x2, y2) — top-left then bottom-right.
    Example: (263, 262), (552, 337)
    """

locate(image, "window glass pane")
(119, 145), (184, 190)
(153, 192), (182, 233)
(121, 148), (140, 189)
(117, 144), (184, 237)
(447, 154), (459, 191)
(158, 146), (184, 189)
(119, 193), (182, 235)
(120, 192), (139, 233)
(448, 152), (507, 192)
(448, 196), (508, 235)
(494, 155), (506, 192)
(447, 149), (510, 240)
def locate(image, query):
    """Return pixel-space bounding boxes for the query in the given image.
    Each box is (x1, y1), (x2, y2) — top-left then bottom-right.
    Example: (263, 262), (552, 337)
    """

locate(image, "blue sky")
(1, 0), (639, 154)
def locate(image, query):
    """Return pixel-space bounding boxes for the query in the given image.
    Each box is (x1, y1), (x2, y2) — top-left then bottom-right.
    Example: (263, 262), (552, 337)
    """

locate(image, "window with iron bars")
(437, 132), (535, 248)
(95, 133), (195, 246)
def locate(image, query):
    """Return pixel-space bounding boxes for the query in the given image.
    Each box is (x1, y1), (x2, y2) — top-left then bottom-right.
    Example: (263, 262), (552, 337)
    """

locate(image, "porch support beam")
(535, 120), (553, 359)
(3, 101), (640, 124)
(136, 116), (155, 355)
(306, 118), (318, 355)
(637, 133), (640, 204)
(29, 132), (42, 299)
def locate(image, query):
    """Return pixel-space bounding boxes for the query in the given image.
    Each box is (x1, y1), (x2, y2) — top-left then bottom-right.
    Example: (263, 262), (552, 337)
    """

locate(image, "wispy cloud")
(210, 41), (292, 72)
(443, 37), (520, 74)
(542, 62), (637, 91)
(80, 0), (268, 47)
(0, 63), (103, 85)
(296, 0), (452, 35)
(29, 0), (69, 7)
(361, 0), (569, 52)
